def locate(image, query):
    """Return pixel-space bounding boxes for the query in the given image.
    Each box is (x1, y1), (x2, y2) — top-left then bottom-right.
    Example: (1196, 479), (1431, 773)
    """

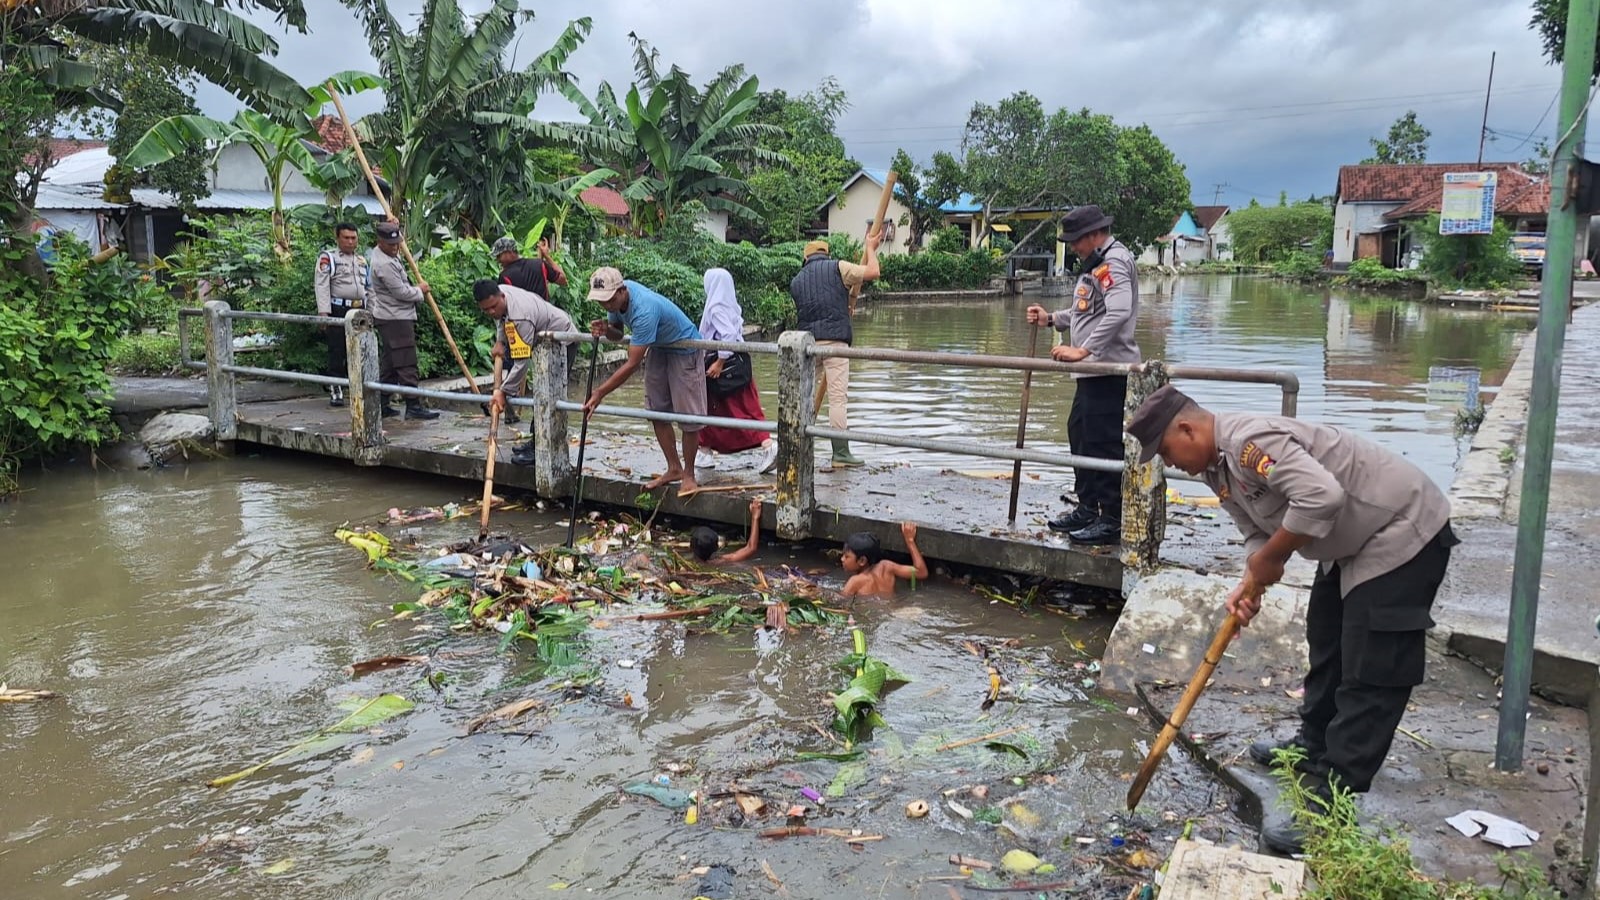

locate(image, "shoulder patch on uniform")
(1093, 262), (1113, 290)
(1239, 440), (1276, 478)
(317, 252), (331, 271)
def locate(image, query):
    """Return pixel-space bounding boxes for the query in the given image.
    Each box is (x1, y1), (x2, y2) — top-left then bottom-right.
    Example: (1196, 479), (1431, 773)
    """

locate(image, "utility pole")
(1494, 0), (1595, 771)
(1211, 183), (1228, 205)
(1475, 51), (1497, 167)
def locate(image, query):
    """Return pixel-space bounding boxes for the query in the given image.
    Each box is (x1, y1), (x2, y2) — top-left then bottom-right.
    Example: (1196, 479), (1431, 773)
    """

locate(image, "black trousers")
(1299, 524), (1456, 792)
(375, 318), (419, 395)
(1067, 375), (1127, 520)
(324, 305), (357, 378)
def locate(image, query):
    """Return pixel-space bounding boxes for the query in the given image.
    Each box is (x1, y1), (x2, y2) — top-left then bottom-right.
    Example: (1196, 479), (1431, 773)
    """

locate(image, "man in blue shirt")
(582, 266), (708, 495)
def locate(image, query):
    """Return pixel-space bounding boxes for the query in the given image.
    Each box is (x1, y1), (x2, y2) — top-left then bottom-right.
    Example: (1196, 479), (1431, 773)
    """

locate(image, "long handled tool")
(477, 354), (505, 540)
(816, 171), (900, 413)
(1126, 610), (1244, 811)
(565, 341), (602, 549)
(324, 82), (478, 393)
(1006, 323), (1041, 523)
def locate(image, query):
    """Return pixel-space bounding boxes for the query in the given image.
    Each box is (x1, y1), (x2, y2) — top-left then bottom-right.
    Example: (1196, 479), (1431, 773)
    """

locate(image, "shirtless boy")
(841, 522), (928, 598)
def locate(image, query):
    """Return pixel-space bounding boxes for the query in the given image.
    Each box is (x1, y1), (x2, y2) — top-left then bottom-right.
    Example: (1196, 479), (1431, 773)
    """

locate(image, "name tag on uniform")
(505, 322), (532, 359)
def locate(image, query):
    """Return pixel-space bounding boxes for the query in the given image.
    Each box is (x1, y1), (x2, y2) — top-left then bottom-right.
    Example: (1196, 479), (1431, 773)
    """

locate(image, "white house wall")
(211, 143), (318, 194)
(1210, 220), (1233, 260)
(826, 179), (915, 255)
(1333, 201), (1399, 263)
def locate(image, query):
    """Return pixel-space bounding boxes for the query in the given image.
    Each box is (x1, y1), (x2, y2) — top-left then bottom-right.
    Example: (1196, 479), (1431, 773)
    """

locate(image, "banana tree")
(532, 36), (789, 234)
(340, 0), (596, 247)
(125, 73), (382, 253)
(4, 1), (313, 117)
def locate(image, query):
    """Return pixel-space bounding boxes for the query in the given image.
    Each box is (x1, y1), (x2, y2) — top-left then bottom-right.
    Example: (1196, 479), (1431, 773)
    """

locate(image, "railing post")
(775, 330), (817, 540)
(346, 311), (383, 465)
(178, 310), (193, 367)
(1120, 360), (1168, 573)
(202, 300), (236, 441)
(531, 338), (574, 498)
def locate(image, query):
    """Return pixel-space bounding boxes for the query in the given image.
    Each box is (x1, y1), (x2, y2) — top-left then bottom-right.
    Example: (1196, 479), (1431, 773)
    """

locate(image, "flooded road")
(609, 275), (1530, 489)
(2, 459), (1244, 899)
(2, 277), (1530, 897)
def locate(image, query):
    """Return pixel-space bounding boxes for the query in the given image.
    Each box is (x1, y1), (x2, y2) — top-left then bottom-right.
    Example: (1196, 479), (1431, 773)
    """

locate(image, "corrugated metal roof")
(34, 182), (120, 211)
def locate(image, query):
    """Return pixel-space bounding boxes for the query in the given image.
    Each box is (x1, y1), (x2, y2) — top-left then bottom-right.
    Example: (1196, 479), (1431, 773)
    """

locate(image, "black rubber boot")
(406, 402), (440, 421)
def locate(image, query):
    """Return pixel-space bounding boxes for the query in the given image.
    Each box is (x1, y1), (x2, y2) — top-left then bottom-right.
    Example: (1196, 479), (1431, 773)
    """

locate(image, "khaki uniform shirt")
(1047, 237), (1140, 376)
(313, 249), (370, 315)
(1205, 412), (1451, 597)
(498, 285), (574, 360)
(366, 247), (423, 321)
(837, 260), (869, 291)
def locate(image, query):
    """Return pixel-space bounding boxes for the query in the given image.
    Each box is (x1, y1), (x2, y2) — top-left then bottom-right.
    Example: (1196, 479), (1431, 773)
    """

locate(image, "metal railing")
(185, 301), (1301, 572)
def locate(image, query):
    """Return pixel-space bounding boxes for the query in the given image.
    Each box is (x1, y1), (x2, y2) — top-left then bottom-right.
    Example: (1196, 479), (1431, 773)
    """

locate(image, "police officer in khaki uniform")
(313, 221), (370, 407)
(1127, 384), (1458, 855)
(473, 279), (576, 464)
(1026, 204), (1140, 545)
(367, 221), (438, 420)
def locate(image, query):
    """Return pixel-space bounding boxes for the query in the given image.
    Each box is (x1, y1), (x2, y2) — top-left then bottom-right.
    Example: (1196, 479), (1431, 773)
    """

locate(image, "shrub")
(1410, 215), (1525, 290)
(878, 249), (1001, 291)
(929, 225), (967, 254)
(109, 332), (182, 375)
(1271, 251), (1323, 281)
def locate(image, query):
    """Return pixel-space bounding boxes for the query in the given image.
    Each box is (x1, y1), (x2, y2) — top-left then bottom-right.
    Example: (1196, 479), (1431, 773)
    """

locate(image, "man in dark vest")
(1025, 204), (1140, 544)
(790, 229), (881, 467)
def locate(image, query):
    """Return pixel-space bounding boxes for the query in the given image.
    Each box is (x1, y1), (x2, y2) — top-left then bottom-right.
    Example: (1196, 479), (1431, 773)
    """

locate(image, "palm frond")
(121, 0), (280, 54)
(436, 0), (517, 104)
(123, 113), (237, 168)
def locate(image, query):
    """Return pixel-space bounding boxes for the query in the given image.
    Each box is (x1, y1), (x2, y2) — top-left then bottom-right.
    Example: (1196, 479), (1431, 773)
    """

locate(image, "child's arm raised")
(891, 522), (930, 583)
(720, 498), (764, 564)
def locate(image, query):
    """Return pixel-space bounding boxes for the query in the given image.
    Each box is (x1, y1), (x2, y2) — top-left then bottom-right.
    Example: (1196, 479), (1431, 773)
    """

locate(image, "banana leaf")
(208, 694), (415, 788)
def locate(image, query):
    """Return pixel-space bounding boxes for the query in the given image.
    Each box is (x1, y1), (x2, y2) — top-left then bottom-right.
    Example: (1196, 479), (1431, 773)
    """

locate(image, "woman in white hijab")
(696, 267), (778, 473)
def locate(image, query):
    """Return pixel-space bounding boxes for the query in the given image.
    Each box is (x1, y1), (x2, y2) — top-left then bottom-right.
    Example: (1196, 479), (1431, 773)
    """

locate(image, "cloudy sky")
(200, 0), (1572, 208)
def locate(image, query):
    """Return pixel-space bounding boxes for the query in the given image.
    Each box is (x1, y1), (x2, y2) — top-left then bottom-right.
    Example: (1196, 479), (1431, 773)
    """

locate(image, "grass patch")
(1274, 749), (1559, 898)
(109, 332), (182, 375)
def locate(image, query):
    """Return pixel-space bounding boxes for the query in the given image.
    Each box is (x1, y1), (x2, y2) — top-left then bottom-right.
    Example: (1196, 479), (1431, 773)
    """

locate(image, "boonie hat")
(1058, 205), (1114, 243)
(802, 239), (831, 258)
(375, 221), (402, 243)
(490, 236), (518, 256)
(587, 266), (625, 302)
(1126, 383), (1196, 463)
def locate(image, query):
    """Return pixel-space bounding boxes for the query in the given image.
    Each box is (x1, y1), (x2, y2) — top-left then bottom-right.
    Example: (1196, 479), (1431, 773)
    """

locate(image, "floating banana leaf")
(208, 694), (415, 788)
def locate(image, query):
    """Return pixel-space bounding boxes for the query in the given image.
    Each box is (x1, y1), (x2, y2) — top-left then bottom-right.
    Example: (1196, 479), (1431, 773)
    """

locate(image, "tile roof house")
(1332, 162), (1546, 266)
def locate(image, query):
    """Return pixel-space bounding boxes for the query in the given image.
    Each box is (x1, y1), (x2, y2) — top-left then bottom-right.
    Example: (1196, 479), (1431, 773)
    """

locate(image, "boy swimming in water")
(841, 522), (928, 598)
(689, 498), (763, 565)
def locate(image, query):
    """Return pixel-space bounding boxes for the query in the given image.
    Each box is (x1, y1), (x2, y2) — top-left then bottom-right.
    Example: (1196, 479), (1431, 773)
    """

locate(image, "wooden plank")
(1158, 839), (1305, 899)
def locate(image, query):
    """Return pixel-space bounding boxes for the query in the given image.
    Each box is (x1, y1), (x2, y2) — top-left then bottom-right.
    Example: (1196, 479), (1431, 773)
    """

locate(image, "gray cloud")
(199, 0), (1567, 206)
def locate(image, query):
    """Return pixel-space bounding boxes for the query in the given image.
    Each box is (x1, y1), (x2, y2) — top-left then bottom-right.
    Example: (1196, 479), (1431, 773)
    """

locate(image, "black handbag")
(704, 350), (753, 397)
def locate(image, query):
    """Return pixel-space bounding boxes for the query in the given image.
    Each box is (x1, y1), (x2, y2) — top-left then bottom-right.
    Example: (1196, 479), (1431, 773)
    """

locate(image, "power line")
(1500, 89), (1560, 154)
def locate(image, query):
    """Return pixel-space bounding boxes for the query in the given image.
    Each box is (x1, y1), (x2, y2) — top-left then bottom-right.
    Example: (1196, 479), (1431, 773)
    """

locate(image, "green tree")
(125, 74), (383, 252)
(556, 35), (788, 234)
(1225, 201), (1334, 263)
(1523, 138), (1553, 176)
(889, 148), (963, 252)
(2, 1), (312, 117)
(745, 78), (859, 241)
(1530, 0), (1600, 79)
(1105, 123), (1190, 253)
(1362, 111), (1429, 164)
(1411, 214), (1525, 288)
(341, 0), (593, 246)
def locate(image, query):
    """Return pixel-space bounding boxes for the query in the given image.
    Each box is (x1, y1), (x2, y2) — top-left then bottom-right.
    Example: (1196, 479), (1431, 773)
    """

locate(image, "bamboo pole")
(478, 354), (505, 540)
(323, 82), (479, 392)
(1006, 324), (1041, 522)
(1126, 612), (1241, 810)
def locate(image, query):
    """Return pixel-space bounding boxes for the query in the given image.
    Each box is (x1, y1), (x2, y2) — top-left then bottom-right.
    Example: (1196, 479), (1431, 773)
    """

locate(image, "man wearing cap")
(367, 220), (439, 420)
(790, 230), (881, 468)
(581, 267), (707, 495)
(1025, 205), (1140, 545)
(492, 235), (568, 301)
(313, 221), (370, 407)
(1127, 384), (1458, 855)
(475, 279), (576, 464)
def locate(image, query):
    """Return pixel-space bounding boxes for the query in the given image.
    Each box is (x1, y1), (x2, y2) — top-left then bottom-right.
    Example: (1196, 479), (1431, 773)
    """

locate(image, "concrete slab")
(1159, 839), (1306, 898)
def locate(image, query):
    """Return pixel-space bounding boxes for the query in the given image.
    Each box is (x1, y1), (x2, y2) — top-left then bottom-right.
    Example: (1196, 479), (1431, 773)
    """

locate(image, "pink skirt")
(699, 379), (769, 453)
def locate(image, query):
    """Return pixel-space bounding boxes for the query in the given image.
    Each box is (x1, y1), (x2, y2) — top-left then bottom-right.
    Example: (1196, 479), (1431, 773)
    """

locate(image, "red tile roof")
(310, 115), (352, 153)
(1192, 205), (1229, 230)
(24, 137), (106, 169)
(580, 185), (629, 217)
(1336, 162), (1546, 219)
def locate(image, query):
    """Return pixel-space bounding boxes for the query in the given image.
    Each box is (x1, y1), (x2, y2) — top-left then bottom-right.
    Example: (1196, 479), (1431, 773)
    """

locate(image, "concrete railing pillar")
(202, 300), (236, 441)
(345, 311), (383, 465)
(532, 338), (574, 498)
(1121, 360), (1169, 573)
(775, 330), (817, 540)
